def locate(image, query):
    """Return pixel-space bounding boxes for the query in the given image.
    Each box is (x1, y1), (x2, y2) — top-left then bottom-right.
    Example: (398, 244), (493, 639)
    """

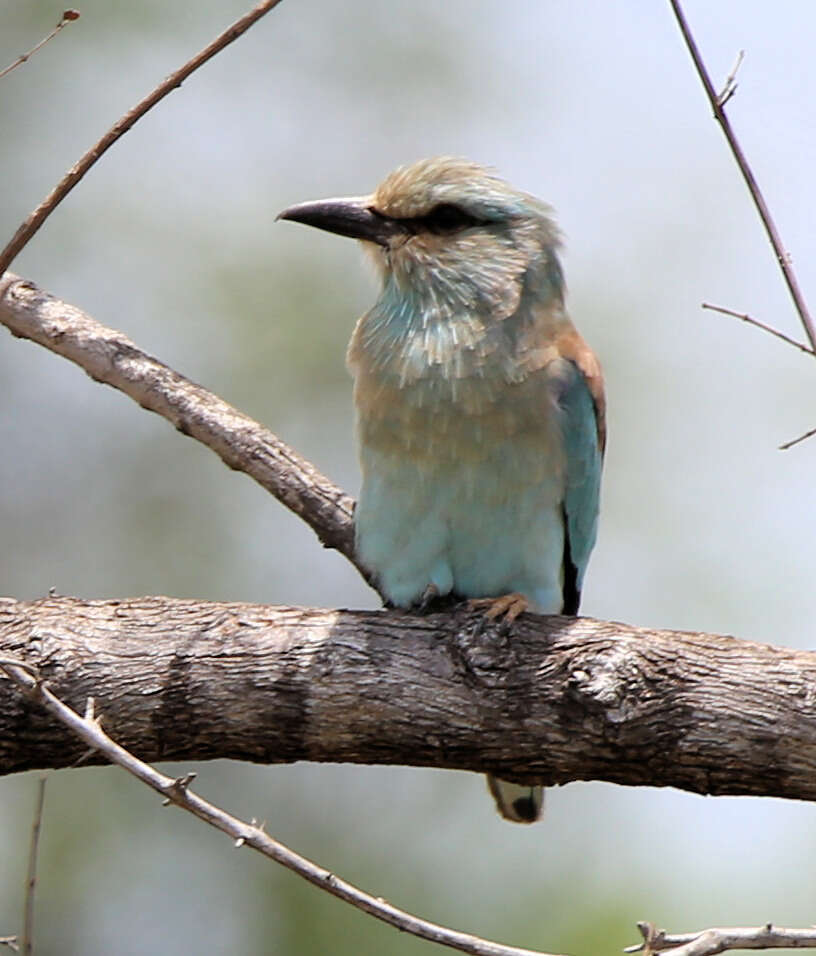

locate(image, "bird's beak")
(276, 197), (405, 247)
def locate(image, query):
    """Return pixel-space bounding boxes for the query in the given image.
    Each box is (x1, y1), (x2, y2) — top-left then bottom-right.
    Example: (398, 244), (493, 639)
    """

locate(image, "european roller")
(279, 157), (605, 823)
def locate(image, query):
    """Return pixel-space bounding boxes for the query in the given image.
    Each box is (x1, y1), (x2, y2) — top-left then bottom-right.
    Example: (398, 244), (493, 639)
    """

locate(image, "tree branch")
(0, 0), (285, 277)
(0, 658), (563, 956)
(702, 303), (815, 357)
(0, 9), (80, 82)
(21, 776), (46, 956)
(628, 921), (816, 955)
(5, 635), (816, 956)
(669, 0), (816, 353)
(2, 595), (816, 802)
(0, 272), (371, 587)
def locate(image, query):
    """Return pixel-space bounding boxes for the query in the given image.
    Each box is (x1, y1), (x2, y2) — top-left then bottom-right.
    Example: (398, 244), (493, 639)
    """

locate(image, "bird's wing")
(553, 331), (605, 613)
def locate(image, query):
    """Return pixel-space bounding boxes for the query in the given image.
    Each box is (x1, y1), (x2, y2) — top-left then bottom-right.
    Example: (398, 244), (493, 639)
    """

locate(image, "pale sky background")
(1, 2), (815, 954)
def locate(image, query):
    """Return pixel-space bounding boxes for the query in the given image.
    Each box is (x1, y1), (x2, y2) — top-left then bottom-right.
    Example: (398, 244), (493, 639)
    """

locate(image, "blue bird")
(279, 157), (605, 823)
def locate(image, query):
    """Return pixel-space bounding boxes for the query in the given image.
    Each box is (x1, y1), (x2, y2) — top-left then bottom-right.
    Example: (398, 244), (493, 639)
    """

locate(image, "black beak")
(276, 198), (406, 247)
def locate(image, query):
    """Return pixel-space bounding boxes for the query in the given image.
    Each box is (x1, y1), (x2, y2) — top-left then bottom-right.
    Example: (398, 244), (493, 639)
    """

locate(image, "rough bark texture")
(2, 595), (815, 801)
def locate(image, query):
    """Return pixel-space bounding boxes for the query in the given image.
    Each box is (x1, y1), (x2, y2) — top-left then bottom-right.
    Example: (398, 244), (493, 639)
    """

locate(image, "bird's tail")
(486, 775), (544, 824)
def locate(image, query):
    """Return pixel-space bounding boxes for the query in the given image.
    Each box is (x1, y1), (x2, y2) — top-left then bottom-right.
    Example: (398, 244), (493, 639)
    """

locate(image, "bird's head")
(278, 157), (564, 323)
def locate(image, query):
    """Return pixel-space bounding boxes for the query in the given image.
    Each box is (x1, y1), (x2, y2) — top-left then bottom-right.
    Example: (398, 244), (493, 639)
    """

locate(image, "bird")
(278, 157), (605, 823)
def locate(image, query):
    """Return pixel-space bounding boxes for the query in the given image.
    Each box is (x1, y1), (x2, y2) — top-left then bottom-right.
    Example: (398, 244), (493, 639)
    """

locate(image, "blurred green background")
(2, 1), (815, 953)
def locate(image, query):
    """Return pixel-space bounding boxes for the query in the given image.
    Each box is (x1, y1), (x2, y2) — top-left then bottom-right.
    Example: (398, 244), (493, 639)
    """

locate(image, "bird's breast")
(352, 358), (567, 481)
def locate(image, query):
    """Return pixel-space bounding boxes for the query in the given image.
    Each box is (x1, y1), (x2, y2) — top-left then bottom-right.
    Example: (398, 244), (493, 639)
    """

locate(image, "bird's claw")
(417, 583), (440, 614)
(467, 592), (529, 625)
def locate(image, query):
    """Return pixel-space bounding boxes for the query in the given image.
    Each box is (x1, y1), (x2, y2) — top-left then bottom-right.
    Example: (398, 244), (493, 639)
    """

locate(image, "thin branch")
(21, 777), (46, 956)
(0, 10), (80, 81)
(779, 425), (816, 451)
(0, 0), (284, 277)
(627, 920), (816, 955)
(0, 658), (564, 956)
(0, 274), (371, 587)
(702, 303), (815, 355)
(669, 0), (816, 353)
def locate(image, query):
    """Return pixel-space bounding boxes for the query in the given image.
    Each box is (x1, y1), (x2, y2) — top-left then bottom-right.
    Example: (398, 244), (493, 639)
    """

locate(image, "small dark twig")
(701, 305), (816, 450)
(702, 303), (816, 356)
(0, 0), (284, 277)
(779, 425), (816, 452)
(669, 1), (816, 353)
(21, 778), (47, 956)
(0, 10), (80, 81)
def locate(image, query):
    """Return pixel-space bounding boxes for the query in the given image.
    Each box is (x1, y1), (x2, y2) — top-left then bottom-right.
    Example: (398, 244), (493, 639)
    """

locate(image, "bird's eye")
(420, 203), (483, 234)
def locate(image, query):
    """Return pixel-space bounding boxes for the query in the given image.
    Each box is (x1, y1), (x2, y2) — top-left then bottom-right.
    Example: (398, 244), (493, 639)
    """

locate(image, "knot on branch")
(565, 638), (648, 723)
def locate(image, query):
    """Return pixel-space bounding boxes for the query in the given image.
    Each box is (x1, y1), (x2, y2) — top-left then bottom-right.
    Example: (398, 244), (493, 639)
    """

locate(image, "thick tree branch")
(2, 595), (816, 802)
(0, 658), (564, 956)
(0, 272), (370, 585)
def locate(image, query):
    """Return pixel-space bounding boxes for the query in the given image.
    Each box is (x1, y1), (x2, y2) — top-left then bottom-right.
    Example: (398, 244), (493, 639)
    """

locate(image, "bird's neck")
(347, 257), (567, 396)
(346, 258), (573, 464)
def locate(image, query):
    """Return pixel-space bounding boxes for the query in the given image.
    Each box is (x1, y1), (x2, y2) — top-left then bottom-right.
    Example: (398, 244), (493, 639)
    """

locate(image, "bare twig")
(669, 1), (816, 353)
(21, 777), (47, 956)
(702, 303), (815, 355)
(779, 425), (816, 451)
(701, 306), (816, 450)
(0, 0), (284, 277)
(0, 658), (564, 956)
(716, 49), (743, 108)
(627, 920), (816, 955)
(0, 275), (370, 586)
(0, 10), (80, 81)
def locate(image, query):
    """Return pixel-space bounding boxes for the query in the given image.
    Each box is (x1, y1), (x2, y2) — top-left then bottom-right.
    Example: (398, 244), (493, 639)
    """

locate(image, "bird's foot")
(467, 592), (529, 624)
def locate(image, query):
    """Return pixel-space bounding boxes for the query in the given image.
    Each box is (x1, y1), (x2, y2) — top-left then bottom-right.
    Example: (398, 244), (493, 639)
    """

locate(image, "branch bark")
(0, 272), (368, 584)
(2, 595), (816, 802)
(0, 658), (564, 956)
(629, 921), (816, 955)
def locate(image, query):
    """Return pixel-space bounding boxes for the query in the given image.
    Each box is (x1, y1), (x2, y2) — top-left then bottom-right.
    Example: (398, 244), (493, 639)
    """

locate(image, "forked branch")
(669, 0), (816, 353)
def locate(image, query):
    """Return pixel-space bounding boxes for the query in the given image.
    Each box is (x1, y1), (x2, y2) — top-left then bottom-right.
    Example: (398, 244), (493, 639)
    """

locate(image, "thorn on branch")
(626, 921), (665, 955)
(162, 771), (197, 806)
(83, 696), (102, 728)
(716, 49), (744, 108)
